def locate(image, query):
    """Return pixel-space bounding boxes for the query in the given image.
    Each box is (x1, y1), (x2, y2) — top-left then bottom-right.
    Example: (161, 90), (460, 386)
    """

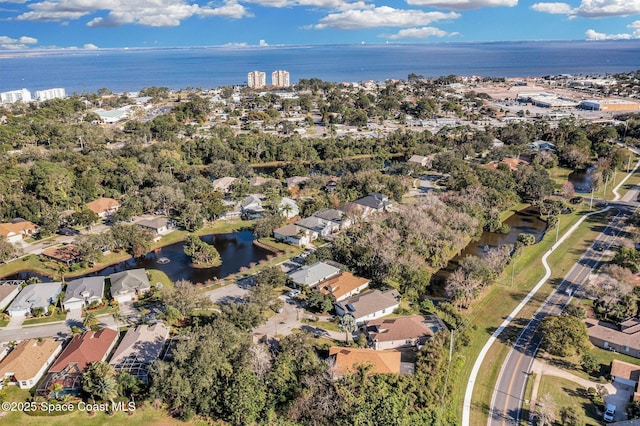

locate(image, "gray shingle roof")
(110, 269), (150, 297)
(288, 262), (341, 287)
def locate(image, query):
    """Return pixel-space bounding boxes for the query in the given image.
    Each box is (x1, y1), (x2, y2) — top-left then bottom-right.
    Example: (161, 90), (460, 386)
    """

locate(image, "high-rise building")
(272, 70), (290, 88)
(35, 88), (66, 101)
(0, 89), (32, 104)
(247, 71), (266, 89)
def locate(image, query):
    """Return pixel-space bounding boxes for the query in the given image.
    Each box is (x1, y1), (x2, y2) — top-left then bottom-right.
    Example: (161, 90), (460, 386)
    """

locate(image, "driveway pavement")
(605, 381), (634, 422)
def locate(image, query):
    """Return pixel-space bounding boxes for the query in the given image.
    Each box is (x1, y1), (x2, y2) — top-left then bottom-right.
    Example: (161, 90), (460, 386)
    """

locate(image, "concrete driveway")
(605, 381), (634, 422)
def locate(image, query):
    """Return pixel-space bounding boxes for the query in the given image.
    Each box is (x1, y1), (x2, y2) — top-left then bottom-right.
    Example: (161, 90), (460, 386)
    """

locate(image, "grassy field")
(459, 161), (640, 425)
(537, 376), (601, 425)
(544, 345), (640, 383)
(460, 207), (616, 425)
(0, 384), (196, 426)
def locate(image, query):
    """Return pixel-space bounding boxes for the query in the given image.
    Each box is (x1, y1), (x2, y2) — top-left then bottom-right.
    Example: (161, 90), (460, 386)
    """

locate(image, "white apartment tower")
(247, 71), (266, 89)
(35, 88), (66, 101)
(0, 89), (32, 104)
(272, 70), (290, 88)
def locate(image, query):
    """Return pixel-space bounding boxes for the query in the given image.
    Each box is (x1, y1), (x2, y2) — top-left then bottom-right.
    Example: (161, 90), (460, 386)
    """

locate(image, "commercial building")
(34, 88), (66, 101)
(247, 71), (266, 89)
(272, 70), (290, 87)
(579, 99), (640, 112)
(0, 89), (31, 104)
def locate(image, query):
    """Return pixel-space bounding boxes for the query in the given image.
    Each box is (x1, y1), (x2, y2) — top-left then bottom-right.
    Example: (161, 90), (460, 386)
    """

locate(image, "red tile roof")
(49, 328), (118, 373)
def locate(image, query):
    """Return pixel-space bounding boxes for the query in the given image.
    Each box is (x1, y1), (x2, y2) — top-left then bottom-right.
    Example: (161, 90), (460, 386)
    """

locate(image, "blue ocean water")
(1, 40), (639, 94)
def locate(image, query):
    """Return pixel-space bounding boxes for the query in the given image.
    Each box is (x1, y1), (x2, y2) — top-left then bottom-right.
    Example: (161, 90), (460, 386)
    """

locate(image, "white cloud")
(242, 0), (368, 8)
(585, 20), (640, 40)
(311, 7), (460, 30)
(16, 0), (250, 26)
(533, 0), (640, 18)
(585, 29), (631, 39)
(0, 34), (38, 49)
(259, 39), (268, 46)
(530, 2), (572, 14)
(406, 0), (517, 11)
(384, 26), (458, 39)
(83, 43), (99, 49)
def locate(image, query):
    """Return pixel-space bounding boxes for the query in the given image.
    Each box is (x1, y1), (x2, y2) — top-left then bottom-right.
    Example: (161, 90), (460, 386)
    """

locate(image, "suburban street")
(0, 314), (116, 342)
(487, 193), (640, 425)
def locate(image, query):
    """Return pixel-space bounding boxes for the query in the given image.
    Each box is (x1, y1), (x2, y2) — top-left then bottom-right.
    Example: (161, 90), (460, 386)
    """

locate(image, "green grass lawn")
(536, 376), (601, 426)
(22, 311), (68, 326)
(147, 269), (174, 291)
(460, 205), (615, 425)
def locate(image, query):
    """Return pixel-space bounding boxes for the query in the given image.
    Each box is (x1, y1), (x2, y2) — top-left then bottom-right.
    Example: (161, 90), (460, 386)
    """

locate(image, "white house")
(63, 276), (105, 311)
(295, 216), (338, 239)
(278, 197), (300, 219)
(334, 289), (401, 325)
(273, 224), (311, 247)
(109, 269), (151, 303)
(0, 339), (62, 389)
(6, 282), (62, 317)
(288, 262), (341, 288)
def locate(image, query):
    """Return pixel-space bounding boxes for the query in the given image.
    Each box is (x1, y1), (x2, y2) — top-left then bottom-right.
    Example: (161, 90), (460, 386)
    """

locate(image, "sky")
(0, 0), (639, 50)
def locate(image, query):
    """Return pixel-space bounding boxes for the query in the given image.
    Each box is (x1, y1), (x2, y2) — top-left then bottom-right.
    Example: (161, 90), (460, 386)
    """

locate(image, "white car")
(287, 289), (300, 297)
(603, 403), (616, 422)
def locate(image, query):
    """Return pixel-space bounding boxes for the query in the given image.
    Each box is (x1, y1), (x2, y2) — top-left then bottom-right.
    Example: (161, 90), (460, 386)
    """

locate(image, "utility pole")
(628, 154), (632, 173)
(590, 185), (594, 209)
(603, 173), (609, 199)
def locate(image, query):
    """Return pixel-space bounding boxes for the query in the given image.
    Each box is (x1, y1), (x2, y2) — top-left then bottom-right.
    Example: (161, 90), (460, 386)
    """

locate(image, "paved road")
(0, 314), (116, 342)
(488, 202), (637, 425)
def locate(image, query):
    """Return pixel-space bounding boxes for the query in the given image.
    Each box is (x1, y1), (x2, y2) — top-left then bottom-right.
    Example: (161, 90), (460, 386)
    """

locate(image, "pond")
(568, 166), (595, 193)
(430, 207), (548, 292)
(3, 231), (273, 284)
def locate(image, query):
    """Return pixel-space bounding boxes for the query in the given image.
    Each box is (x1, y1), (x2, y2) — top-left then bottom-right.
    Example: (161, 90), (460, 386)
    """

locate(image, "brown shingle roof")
(0, 221), (38, 238)
(329, 347), (401, 375)
(49, 328), (118, 373)
(610, 359), (640, 382)
(41, 244), (81, 263)
(367, 315), (446, 344)
(319, 272), (369, 300)
(586, 318), (640, 350)
(0, 339), (62, 381)
(86, 197), (120, 214)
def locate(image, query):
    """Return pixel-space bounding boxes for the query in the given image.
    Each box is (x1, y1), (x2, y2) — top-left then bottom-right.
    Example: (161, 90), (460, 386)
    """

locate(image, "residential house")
(285, 176), (309, 191)
(318, 272), (369, 302)
(62, 276), (105, 311)
(109, 269), (151, 303)
(407, 154), (434, 168)
(37, 328), (118, 395)
(137, 218), (173, 239)
(0, 282), (22, 311)
(0, 220), (39, 244)
(529, 140), (557, 153)
(110, 322), (170, 383)
(337, 202), (366, 222)
(328, 347), (401, 378)
(6, 282), (62, 317)
(86, 197), (120, 218)
(609, 359), (640, 402)
(41, 244), (82, 266)
(250, 176), (278, 186)
(211, 176), (237, 193)
(240, 195), (265, 220)
(221, 199), (242, 219)
(273, 224), (311, 247)
(352, 193), (392, 218)
(295, 216), (338, 239)
(585, 317), (640, 358)
(365, 315), (447, 350)
(313, 208), (353, 230)
(334, 289), (401, 325)
(288, 261), (341, 288)
(0, 339), (62, 389)
(484, 157), (530, 172)
(277, 197), (299, 219)
(325, 178), (340, 193)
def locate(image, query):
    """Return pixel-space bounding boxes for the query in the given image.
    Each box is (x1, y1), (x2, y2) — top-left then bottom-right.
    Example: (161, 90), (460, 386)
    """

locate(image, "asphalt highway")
(488, 200), (637, 426)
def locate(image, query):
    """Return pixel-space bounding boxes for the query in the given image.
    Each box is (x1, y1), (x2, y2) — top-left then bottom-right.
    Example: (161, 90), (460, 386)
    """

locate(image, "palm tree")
(50, 382), (64, 400)
(83, 311), (99, 330)
(82, 361), (119, 404)
(338, 313), (357, 344)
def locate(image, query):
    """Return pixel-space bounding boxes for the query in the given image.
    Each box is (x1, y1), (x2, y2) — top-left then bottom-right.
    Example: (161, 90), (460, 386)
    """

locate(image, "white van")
(603, 403), (616, 422)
